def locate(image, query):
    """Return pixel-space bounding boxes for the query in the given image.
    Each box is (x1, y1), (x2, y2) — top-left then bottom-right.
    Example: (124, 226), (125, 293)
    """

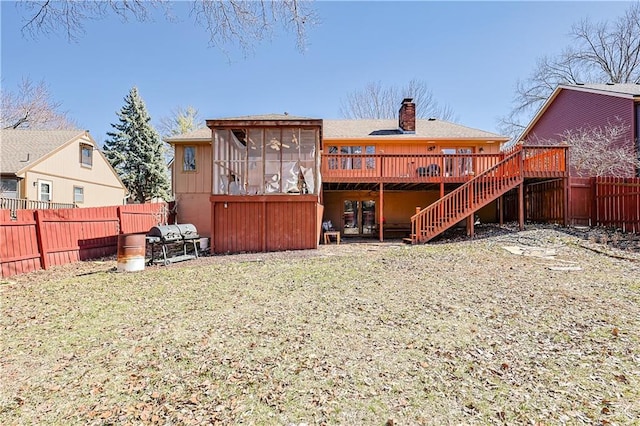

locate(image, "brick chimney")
(398, 98), (416, 133)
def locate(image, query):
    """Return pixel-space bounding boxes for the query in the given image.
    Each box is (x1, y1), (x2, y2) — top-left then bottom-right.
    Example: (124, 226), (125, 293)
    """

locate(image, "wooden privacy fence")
(504, 177), (640, 232)
(1, 203), (169, 278)
(594, 177), (640, 233)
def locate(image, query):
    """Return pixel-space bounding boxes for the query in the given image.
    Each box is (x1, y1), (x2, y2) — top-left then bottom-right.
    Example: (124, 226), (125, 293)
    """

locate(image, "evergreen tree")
(104, 87), (170, 203)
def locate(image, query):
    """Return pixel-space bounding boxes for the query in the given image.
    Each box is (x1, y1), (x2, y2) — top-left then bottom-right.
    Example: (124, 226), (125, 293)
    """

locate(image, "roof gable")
(518, 83), (640, 142)
(1, 129), (86, 174)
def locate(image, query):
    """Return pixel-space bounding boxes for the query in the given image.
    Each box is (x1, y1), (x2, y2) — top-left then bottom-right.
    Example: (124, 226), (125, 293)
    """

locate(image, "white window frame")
(73, 186), (84, 204)
(80, 143), (93, 168)
(38, 180), (52, 202)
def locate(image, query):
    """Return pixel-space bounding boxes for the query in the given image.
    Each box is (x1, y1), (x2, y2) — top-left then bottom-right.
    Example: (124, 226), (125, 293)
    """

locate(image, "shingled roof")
(575, 83), (640, 96)
(208, 113), (316, 121)
(165, 116), (507, 142)
(1, 129), (87, 174)
(164, 127), (211, 143)
(323, 119), (508, 141)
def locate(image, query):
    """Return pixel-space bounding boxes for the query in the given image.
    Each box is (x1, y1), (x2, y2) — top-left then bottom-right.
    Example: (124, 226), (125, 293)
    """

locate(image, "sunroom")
(206, 115), (324, 254)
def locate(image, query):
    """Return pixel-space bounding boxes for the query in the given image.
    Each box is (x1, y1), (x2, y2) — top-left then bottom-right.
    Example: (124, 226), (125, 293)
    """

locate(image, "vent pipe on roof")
(399, 98), (416, 134)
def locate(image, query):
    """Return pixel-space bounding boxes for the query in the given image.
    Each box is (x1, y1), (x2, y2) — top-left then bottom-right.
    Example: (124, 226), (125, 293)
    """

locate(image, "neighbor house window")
(183, 146), (196, 171)
(38, 180), (52, 202)
(0, 178), (18, 198)
(80, 144), (93, 167)
(73, 186), (84, 203)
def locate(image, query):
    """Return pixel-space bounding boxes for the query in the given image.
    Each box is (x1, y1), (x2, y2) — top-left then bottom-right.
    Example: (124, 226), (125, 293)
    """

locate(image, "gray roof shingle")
(208, 113), (317, 121)
(1, 129), (86, 174)
(164, 127), (211, 142)
(577, 83), (640, 96)
(323, 119), (508, 140)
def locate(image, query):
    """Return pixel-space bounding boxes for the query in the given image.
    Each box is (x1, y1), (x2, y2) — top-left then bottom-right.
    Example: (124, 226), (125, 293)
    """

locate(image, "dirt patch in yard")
(1, 224), (639, 424)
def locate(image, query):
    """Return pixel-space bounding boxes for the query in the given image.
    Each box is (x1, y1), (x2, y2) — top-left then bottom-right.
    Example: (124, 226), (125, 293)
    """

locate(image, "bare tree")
(339, 79), (456, 121)
(15, 0), (316, 52)
(1, 77), (77, 130)
(527, 119), (640, 177)
(500, 2), (640, 137)
(157, 105), (205, 164)
(157, 106), (204, 138)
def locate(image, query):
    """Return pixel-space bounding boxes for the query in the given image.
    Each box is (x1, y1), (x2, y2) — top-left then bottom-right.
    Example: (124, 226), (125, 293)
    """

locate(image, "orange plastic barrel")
(117, 233), (146, 272)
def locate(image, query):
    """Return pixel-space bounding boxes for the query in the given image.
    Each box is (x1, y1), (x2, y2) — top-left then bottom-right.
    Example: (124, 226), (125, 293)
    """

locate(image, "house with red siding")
(518, 83), (640, 177)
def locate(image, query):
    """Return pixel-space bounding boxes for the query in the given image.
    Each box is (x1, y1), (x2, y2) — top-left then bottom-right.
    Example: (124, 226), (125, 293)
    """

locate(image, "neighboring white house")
(1, 129), (127, 207)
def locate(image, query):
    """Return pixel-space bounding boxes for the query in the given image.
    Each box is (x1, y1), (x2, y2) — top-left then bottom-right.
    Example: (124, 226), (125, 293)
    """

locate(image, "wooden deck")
(321, 145), (568, 184)
(408, 146), (569, 243)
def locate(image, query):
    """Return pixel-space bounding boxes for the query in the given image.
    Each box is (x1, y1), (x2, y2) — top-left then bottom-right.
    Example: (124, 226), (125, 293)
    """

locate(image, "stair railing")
(411, 146), (524, 243)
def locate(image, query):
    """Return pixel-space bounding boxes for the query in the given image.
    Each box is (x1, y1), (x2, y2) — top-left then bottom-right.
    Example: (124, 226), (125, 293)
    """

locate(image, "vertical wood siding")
(211, 195), (319, 254)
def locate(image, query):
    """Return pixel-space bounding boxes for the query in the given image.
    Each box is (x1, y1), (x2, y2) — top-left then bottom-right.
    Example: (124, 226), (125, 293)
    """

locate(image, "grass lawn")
(1, 228), (639, 425)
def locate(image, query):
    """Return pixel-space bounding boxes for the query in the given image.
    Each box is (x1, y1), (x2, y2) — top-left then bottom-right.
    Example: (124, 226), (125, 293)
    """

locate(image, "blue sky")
(1, 1), (634, 145)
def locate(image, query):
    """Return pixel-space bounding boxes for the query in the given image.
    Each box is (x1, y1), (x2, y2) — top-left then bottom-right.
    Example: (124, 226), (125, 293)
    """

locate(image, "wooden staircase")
(410, 147), (524, 244)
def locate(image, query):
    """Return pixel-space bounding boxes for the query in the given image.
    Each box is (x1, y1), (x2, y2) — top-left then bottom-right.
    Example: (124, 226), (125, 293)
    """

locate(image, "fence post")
(34, 210), (49, 270)
(117, 205), (124, 234)
(591, 177), (597, 227)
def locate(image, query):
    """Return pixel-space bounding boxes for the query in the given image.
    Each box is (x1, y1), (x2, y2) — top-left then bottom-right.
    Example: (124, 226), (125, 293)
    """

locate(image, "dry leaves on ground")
(1, 224), (639, 424)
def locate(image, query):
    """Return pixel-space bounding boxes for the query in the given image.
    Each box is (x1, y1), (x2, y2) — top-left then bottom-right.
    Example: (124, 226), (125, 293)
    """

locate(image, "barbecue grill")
(146, 224), (200, 265)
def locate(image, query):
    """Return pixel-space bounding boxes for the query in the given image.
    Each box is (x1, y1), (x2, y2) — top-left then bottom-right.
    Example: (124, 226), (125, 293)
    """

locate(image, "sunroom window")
(213, 127), (318, 195)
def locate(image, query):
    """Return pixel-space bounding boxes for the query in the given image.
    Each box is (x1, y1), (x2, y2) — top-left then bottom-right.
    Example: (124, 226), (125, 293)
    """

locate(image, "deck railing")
(522, 145), (568, 177)
(321, 146), (568, 183)
(0, 197), (77, 211)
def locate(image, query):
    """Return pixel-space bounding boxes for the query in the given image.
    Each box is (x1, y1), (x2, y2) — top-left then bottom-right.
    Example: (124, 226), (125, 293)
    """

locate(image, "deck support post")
(379, 183), (384, 242)
(518, 182), (525, 231)
(498, 195), (504, 226)
(467, 214), (475, 238)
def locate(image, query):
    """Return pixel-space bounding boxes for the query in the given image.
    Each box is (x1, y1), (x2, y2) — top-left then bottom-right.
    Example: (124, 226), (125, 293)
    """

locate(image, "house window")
(73, 186), (84, 203)
(328, 146), (339, 169)
(340, 146), (362, 169)
(183, 146), (196, 171)
(442, 148), (474, 177)
(365, 146), (376, 169)
(38, 180), (52, 202)
(0, 178), (18, 198)
(80, 144), (93, 167)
